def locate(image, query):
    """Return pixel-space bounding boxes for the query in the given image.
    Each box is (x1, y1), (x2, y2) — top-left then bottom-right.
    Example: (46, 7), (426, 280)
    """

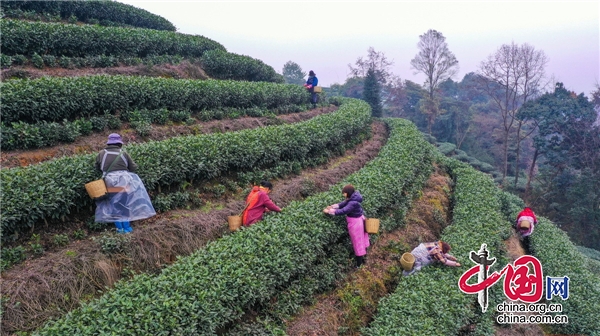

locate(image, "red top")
(242, 186), (281, 226)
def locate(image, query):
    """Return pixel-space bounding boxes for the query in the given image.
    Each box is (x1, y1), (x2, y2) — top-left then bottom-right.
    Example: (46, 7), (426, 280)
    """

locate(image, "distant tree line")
(326, 32), (600, 250)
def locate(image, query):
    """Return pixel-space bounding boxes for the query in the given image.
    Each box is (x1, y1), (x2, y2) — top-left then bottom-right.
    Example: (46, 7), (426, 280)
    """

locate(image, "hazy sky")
(118, 0), (599, 96)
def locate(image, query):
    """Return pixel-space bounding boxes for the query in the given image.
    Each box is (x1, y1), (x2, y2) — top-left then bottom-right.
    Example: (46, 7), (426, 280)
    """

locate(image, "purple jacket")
(335, 191), (364, 218)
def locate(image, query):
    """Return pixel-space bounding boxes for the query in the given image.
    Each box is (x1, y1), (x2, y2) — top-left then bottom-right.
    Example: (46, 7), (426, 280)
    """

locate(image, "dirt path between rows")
(0, 121), (387, 335)
(1, 106), (335, 169)
(494, 235), (544, 336)
(285, 165), (452, 336)
(1, 60), (209, 82)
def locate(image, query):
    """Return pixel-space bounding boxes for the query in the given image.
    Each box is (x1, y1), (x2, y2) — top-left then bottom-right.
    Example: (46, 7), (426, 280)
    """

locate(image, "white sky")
(118, 0), (599, 96)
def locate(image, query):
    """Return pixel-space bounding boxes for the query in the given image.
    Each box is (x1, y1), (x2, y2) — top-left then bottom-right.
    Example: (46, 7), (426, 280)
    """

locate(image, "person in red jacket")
(515, 207), (538, 236)
(242, 181), (281, 226)
(515, 206), (538, 254)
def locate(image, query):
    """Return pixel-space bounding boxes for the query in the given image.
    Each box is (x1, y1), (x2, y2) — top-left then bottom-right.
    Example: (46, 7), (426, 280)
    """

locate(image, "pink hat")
(106, 133), (123, 145)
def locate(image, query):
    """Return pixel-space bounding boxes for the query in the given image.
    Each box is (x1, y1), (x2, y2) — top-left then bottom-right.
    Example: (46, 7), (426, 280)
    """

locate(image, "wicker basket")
(365, 218), (380, 234)
(85, 179), (107, 199)
(313, 86), (322, 93)
(228, 215), (243, 232)
(400, 252), (415, 271)
(518, 220), (531, 230)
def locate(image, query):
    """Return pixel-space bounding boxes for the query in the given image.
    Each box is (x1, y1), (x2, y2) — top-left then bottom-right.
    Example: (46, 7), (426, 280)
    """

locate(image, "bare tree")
(477, 42), (548, 183)
(410, 29), (459, 134)
(348, 47), (394, 84)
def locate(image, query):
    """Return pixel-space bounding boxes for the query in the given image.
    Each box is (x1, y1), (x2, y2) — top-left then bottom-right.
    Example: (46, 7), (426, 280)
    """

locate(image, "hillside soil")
(1, 60), (209, 81)
(0, 122), (387, 335)
(1, 106), (335, 169)
(285, 165), (452, 336)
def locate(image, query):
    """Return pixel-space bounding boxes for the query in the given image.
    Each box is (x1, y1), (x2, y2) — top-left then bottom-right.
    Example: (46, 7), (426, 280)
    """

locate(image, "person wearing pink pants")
(324, 184), (370, 268)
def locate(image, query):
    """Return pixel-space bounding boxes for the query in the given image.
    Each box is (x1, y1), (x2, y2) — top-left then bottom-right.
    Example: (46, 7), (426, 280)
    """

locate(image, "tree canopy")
(282, 61), (306, 85)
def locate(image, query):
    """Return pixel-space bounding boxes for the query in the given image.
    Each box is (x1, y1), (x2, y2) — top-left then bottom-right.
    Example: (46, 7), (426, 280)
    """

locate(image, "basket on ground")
(85, 179), (108, 199)
(401, 252), (415, 271)
(228, 215), (243, 231)
(365, 218), (380, 234)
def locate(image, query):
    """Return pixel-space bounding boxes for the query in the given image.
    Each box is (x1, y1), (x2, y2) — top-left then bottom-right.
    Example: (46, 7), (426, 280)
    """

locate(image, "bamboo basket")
(85, 179), (107, 199)
(313, 86), (322, 93)
(365, 218), (380, 234)
(228, 215), (243, 232)
(400, 252), (415, 271)
(518, 220), (531, 230)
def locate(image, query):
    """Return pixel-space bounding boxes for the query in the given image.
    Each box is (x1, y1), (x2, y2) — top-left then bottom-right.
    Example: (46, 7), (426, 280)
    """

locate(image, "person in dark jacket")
(242, 180), (281, 226)
(304, 70), (319, 108)
(324, 184), (370, 267)
(94, 133), (156, 233)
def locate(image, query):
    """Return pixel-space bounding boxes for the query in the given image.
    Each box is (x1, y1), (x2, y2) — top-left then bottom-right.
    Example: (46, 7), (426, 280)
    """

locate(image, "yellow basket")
(400, 252), (415, 271)
(228, 215), (243, 232)
(85, 179), (107, 199)
(313, 86), (322, 93)
(365, 218), (380, 234)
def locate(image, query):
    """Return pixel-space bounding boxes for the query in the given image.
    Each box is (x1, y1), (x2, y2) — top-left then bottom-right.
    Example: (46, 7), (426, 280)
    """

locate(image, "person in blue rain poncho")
(94, 133), (156, 233)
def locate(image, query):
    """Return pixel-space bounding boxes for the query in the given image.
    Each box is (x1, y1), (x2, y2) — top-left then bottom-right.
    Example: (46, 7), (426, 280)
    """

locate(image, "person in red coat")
(515, 206), (538, 254)
(515, 207), (538, 236)
(242, 181), (281, 226)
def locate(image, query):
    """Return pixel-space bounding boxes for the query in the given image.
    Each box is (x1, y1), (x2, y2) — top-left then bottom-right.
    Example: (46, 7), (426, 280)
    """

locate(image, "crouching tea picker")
(94, 133), (156, 233)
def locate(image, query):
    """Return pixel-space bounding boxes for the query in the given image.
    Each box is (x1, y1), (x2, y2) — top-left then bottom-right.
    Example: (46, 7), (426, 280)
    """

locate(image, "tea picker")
(515, 206), (538, 254)
(86, 133), (156, 233)
(239, 181), (281, 228)
(401, 241), (461, 276)
(324, 184), (376, 268)
(304, 70), (321, 109)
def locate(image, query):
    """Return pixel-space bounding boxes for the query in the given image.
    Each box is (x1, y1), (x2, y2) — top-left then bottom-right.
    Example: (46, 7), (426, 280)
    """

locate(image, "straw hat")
(519, 220), (531, 230)
(400, 252), (415, 271)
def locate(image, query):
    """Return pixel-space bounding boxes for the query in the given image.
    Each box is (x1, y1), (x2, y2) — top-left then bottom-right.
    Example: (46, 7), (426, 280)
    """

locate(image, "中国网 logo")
(458, 244), (569, 324)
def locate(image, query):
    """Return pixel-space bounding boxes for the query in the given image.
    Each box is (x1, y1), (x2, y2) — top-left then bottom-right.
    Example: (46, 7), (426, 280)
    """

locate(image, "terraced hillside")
(2, 3), (599, 336)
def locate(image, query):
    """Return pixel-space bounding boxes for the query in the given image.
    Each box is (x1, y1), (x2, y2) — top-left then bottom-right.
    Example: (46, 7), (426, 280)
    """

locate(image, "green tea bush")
(0, 119), (94, 150)
(86, 220), (109, 232)
(32, 118), (434, 335)
(72, 229), (87, 240)
(52, 234), (70, 247)
(168, 109), (192, 123)
(577, 246), (600, 261)
(89, 116), (108, 132)
(0, 245), (27, 271)
(364, 158), (510, 336)
(202, 49), (285, 83)
(58, 55), (72, 68)
(93, 232), (130, 255)
(1, 54), (13, 67)
(1, 99), (369, 240)
(437, 142), (456, 155)
(12, 54), (27, 65)
(42, 54), (56, 67)
(129, 119), (152, 137)
(1, 0), (176, 31)
(527, 218), (600, 335)
(31, 52), (44, 68)
(2, 76), (308, 124)
(67, 14), (78, 24)
(1, 19), (221, 58)
(105, 114), (122, 129)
